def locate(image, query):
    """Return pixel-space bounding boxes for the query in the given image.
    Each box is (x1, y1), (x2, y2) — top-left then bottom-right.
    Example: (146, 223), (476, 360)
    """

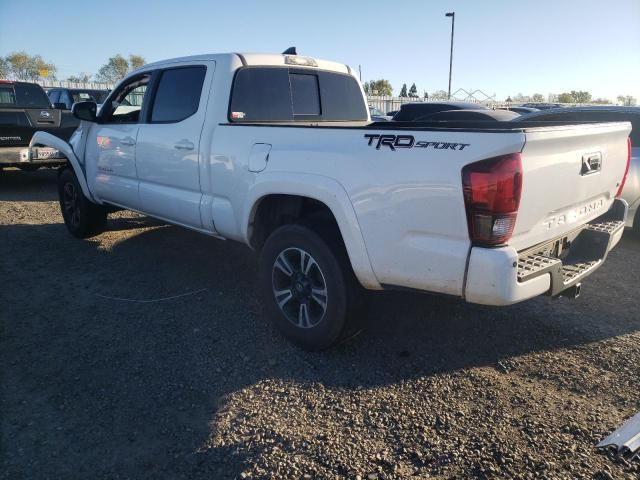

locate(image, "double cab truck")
(30, 51), (632, 350)
(0, 80), (75, 170)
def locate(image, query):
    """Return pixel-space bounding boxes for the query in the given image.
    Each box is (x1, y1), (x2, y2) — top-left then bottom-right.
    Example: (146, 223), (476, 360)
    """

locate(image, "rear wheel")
(58, 169), (107, 238)
(259, 224), (362, 351)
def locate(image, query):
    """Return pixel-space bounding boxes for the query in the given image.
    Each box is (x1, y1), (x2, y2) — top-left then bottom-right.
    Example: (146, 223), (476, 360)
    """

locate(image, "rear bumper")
(0, 146), (66, 167)
(465, 199), (627, 305)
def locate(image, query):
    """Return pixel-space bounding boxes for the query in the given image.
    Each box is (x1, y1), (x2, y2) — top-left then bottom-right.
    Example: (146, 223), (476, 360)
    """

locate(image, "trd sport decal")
(364, 134), (470, 151)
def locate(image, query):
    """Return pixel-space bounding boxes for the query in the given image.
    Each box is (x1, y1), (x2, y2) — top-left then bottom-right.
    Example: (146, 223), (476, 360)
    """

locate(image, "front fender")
(30, 131), (95, 202)
(243, 172), (381, 290)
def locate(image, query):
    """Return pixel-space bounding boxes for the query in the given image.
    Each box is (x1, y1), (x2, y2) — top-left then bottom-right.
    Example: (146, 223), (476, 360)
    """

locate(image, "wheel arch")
(243, 173), (381, 290)
(29, 131), (94, 201)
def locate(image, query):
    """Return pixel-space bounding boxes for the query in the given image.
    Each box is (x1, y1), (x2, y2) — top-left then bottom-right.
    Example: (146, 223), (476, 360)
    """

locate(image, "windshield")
(70, 90), (110, 104)
(369, 106), (385, 116)
(0, 83), (51, 108)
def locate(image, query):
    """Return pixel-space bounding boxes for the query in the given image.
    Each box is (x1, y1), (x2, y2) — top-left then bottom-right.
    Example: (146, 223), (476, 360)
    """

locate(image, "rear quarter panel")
(209, 124), (525, 296)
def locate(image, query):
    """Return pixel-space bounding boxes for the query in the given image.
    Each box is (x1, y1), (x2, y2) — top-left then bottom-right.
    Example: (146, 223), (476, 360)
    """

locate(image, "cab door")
(85, 73), (152, 209)
(135, 63), (212, 228)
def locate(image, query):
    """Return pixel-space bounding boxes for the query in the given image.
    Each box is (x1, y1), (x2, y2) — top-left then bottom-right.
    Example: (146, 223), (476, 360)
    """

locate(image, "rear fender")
(243, 172), (381, 290)
(29, 131), (95, 202)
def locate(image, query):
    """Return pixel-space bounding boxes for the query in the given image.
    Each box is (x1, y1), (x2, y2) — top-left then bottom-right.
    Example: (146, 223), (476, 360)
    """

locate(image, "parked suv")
(47, 88), (110, 111)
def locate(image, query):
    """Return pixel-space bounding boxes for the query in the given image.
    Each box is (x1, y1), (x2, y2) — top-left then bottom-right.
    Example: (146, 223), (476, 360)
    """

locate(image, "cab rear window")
(229, 67), (367, 122)
(0, 83), (51, 108)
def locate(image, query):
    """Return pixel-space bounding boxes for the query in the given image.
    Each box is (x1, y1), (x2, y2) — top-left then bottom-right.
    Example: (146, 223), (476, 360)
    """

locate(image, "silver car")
(516, 106), (640, 235)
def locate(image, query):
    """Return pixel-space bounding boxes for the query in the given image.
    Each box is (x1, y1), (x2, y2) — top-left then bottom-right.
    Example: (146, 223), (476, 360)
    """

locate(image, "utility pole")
(445, 11), (455, 100)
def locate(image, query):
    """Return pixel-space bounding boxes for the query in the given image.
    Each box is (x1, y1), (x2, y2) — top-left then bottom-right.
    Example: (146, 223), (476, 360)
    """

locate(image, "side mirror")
(53, 102), (68, 110)
(72, 101), (97, 122)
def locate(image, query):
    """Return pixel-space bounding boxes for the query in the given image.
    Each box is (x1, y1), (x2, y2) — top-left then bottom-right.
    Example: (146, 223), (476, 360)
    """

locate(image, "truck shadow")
(0, 167), (59, 201)
(2, 218), (639, 479)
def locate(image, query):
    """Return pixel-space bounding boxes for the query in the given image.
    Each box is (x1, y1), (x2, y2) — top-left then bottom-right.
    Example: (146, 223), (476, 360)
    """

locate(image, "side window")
(59, 90), (72, 109)
(150, 66), (206, 123)
(48, 90), (60, 104)
(628, 115), (640, 146)
(102, 74), (151, 124)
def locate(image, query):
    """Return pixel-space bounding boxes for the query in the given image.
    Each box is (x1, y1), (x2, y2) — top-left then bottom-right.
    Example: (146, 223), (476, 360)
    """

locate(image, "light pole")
(445, 11), (455, 100)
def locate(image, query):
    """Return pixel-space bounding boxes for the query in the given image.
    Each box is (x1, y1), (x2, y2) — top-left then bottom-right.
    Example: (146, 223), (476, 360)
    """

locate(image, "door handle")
(121, 137), (136, 146)
(174, 141), (195, 151)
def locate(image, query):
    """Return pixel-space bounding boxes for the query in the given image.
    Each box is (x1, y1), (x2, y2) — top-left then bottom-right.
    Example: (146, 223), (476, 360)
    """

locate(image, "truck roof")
(134, 52), (352, 76)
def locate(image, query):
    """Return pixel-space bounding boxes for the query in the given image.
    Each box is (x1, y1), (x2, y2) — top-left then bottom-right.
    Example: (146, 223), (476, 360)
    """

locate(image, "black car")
(0, 80), (75, 171)
(392, 101), (489, 121)
(47, 88), (110, 110)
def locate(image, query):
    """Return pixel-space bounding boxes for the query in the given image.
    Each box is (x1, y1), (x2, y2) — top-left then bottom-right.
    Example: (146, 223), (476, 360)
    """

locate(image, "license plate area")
(31, 147), (62, 160)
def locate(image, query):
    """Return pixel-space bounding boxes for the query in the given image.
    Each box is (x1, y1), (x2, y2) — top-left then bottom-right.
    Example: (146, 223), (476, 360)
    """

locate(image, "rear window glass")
(70, 90), (110, 104)
(150, 66), (206, 123)
(229, 67), (367, 122)
(290, 73), (320, 116)
(0, 83), (50, 108)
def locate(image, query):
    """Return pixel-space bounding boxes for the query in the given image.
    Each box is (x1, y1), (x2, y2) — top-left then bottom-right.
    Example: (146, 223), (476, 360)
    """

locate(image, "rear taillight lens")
(462, 153), (523, 246)
(616, 137), (632, 198)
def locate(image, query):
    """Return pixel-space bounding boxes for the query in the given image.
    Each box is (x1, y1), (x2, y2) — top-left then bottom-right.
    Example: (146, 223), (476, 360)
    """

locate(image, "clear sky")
(1, 0), (639, 101)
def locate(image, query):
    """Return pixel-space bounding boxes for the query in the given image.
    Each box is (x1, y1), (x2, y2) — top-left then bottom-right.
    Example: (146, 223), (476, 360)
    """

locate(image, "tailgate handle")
(581, 152), (602, 176)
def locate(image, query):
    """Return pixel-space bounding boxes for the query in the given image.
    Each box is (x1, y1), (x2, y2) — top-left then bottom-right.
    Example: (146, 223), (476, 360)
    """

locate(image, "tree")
(617, 95), (637, 106)
(423, 91), (428, 99)
(557, 92), (574, 103)
(408, 83), (418, 98)
(592, 98), (612, 104)
(362, 81), (370, 95)
(0, 57), (8, 78)
(571, 90), (591, 103)
(66, 73), (92, 83)
(430, 89), (448, 100)
(512, 93), (529, 103)
(531, 93), (544, 102)
(547, 93), (559, 103)
(399, 83), (408, 98)
(3, 51), (57, 81)
(366, 79), (392, 97)
(96, 54), (146, 83)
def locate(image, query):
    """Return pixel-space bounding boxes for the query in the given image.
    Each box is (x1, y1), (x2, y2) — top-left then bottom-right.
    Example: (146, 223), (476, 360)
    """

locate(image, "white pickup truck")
(31, 51), (632, 350)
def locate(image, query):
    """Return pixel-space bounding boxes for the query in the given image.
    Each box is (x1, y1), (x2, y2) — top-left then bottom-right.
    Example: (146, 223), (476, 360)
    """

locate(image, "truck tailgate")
(510, 122), (631, 251)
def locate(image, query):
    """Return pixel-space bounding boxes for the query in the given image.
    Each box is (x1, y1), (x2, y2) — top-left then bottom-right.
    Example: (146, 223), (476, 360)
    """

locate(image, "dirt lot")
(1, 168), (639, 480)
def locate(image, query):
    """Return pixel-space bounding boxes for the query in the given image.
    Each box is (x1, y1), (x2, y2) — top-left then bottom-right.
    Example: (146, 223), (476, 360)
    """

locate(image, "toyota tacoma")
(30, 51), (632, 349)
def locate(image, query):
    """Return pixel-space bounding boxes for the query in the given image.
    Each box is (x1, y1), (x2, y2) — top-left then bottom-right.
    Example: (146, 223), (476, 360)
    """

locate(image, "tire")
(58, 168), (108, 238)
(258, 224), (362, 351)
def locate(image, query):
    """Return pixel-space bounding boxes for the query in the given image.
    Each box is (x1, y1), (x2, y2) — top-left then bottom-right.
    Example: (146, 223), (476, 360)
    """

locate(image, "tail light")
(462, 153), (523, 246)
(615, 137), (632, 198)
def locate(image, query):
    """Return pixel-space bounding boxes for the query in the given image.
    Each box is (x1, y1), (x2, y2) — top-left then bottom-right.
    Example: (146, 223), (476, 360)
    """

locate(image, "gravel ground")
(1, 168), (639, 480)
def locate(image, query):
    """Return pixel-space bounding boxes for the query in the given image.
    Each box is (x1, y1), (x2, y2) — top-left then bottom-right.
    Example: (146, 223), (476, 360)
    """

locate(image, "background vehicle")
(516, 106), (640, 234)
(386, 110), (398, 117)
(32, 52), (632, 350)
(369, 106), (391, 122)
(0, 80), (74, 170)
(47, 88), (110, 110)
(498, 106), (539, 114)
(391, 101), (489, 121)
(419, 109), (519, 122)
